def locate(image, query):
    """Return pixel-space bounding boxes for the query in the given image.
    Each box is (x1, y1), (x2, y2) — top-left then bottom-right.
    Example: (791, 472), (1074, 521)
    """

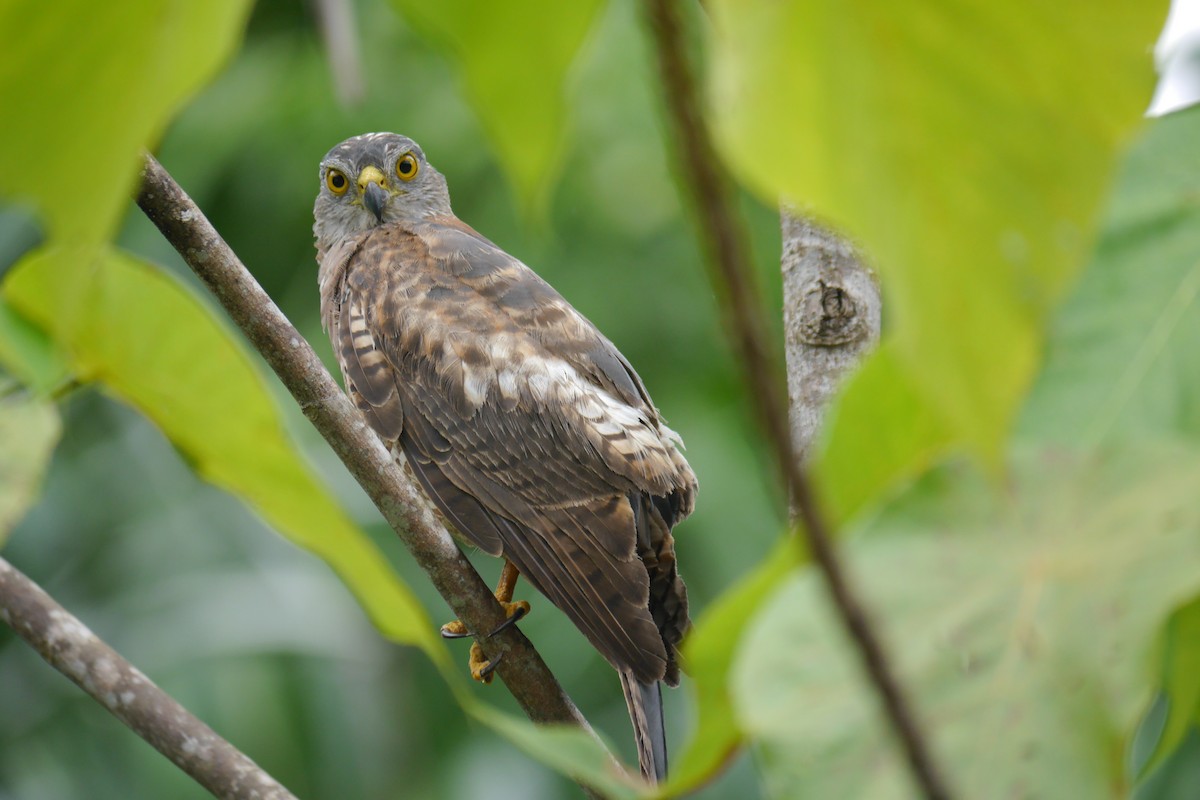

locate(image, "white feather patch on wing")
(529, 357), (680, 494)
(463, 369), (491, 408)
(438, 333), (684, 494)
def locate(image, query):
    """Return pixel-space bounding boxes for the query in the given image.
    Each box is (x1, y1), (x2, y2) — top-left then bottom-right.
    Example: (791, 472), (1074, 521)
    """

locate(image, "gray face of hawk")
(314, 132), (452, 249)
(313, 132), (696, 782)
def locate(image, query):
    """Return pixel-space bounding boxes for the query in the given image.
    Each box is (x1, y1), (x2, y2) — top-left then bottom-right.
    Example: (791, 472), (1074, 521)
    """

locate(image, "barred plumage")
(314, 133), (695, 780)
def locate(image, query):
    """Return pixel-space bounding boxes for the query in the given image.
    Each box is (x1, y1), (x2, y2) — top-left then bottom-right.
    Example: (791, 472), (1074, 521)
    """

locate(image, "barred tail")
(619, 668), (668, 782)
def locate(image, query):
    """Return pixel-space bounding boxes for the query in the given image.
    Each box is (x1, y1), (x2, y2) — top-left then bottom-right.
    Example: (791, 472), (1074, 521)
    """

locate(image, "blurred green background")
(0, 0), (787, 797)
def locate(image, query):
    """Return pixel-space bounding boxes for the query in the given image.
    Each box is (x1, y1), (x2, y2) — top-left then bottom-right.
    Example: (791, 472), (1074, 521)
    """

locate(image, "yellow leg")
(440, 560), (531, 684)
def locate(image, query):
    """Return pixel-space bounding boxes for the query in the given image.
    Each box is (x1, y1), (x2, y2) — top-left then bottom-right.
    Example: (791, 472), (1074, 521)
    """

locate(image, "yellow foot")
(469, 642), (497, 683)
(439, 618), (470, 638)
(440, 599), (531, 684)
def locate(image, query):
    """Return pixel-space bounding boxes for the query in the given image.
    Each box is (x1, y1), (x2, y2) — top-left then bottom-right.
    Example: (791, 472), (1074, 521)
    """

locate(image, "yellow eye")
(326, 169), (349, 195)
(395, 153), (419, 181)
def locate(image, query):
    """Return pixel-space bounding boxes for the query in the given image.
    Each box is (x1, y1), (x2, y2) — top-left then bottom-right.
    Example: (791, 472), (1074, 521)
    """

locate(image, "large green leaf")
(0, 387), (60, 546)
(389, 0), (603, 215)
(1, 246), (443, 662)
(1021, 106), (1200, 447)
(708, 0), (1164, 464)
(735, 445), (1200, 798)
(0, 0), (251, 244)
(1016, 106), (1200, 789)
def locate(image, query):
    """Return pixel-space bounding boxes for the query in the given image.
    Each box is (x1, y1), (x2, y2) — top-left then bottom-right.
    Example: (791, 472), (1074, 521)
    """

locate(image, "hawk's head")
(313, 132), (451, 249)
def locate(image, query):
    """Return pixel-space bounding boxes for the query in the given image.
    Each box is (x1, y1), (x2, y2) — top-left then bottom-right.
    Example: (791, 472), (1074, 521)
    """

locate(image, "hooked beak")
(358, 166), (389, 222)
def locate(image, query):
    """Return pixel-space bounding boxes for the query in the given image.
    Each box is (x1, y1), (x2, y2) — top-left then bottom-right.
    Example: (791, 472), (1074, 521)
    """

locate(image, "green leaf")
(466, 702), (642, 800)
(1015, 109), (1200, 782)
(389, 0), (603, 216)
(734, 445), (1200, 798)
(0, 388), (60, 545)
(708, 0), (1165, 464)
(2, 245), (444, 663)
(1140, 601), (1200, 779)
(1133, 725), (1200, 800)
(1130, 692), (1170, 783)
(665, 538), (800, 795)
(812, 343), (952, 527)
(0, 0), (252, 244)
(0, 300), (69, 397)
(1021, 107), (1200, 447)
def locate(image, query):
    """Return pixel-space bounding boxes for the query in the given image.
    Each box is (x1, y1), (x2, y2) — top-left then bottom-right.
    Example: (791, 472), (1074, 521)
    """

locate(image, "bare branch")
(0, 556), (297, 800)
(641, 2), (952, 798)
(134, 156), (610, 775)
(781, 209), (881, 462)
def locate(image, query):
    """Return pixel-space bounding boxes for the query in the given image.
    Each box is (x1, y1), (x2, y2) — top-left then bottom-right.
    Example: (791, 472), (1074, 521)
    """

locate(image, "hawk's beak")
(358, 166), (388, 223)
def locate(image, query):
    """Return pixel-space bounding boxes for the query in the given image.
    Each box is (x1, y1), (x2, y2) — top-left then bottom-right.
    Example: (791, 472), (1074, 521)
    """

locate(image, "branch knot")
(797, 279), (868, 346)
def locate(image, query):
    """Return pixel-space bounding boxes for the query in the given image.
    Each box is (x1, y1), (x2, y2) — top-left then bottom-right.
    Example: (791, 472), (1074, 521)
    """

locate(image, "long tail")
(619, 668), (667, 783)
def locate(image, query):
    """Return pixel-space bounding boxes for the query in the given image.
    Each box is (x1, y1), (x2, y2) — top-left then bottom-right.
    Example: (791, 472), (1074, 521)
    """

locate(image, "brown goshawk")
(313, 132), (695, 781)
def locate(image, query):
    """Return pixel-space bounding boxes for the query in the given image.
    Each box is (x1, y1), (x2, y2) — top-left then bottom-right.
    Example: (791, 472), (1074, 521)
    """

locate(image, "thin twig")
(641, 2), (952, 798)
(135, 156), (613, 792)
(0, 557), (298, 800)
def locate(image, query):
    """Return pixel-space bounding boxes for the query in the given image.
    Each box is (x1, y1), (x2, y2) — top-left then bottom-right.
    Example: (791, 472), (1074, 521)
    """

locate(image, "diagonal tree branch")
(641, 2), (952, 798)
(0, 556), (298, 800)
(134, 155), (611, 782)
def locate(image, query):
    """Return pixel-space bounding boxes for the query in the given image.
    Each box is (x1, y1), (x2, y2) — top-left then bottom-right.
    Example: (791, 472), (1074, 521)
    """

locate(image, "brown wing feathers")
(323, 222), (694, 686)
(402, 387), (670, 682)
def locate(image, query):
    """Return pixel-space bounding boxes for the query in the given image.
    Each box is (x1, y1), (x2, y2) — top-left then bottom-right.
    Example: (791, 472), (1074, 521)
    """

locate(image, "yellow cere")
(357, 165), (387, 191)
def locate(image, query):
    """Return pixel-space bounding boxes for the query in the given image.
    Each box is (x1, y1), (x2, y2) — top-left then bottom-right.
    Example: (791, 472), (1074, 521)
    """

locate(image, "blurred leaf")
(389, 0), (603, 216)
(0, 0), (251, 244)
(0, 204), (43, 274)
(734, 445), (1200, 798)
(0, 300), (69, 396)
(1140, 601), (1200, 778)
(666, 538), (799, 795)
(1134, 726), (1200, 800)
(1, 245), (444, 662)
(691, 105), (1200, 797)
(467, 702), (642, 800)
(1016, 108), (1200, 783)
(812, 343), (951, 527)
(0, 388), (60, 545)
(1021, 107), (1200, 446)
(1131, 693), (1171, 783)
(708, 0), (1164, 465)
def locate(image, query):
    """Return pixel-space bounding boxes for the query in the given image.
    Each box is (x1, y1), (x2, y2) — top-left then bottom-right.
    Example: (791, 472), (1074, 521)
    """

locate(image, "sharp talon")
(478, 652), (503, 681)
(487, 602), (529, 637)
(445, 595), (528, 682)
